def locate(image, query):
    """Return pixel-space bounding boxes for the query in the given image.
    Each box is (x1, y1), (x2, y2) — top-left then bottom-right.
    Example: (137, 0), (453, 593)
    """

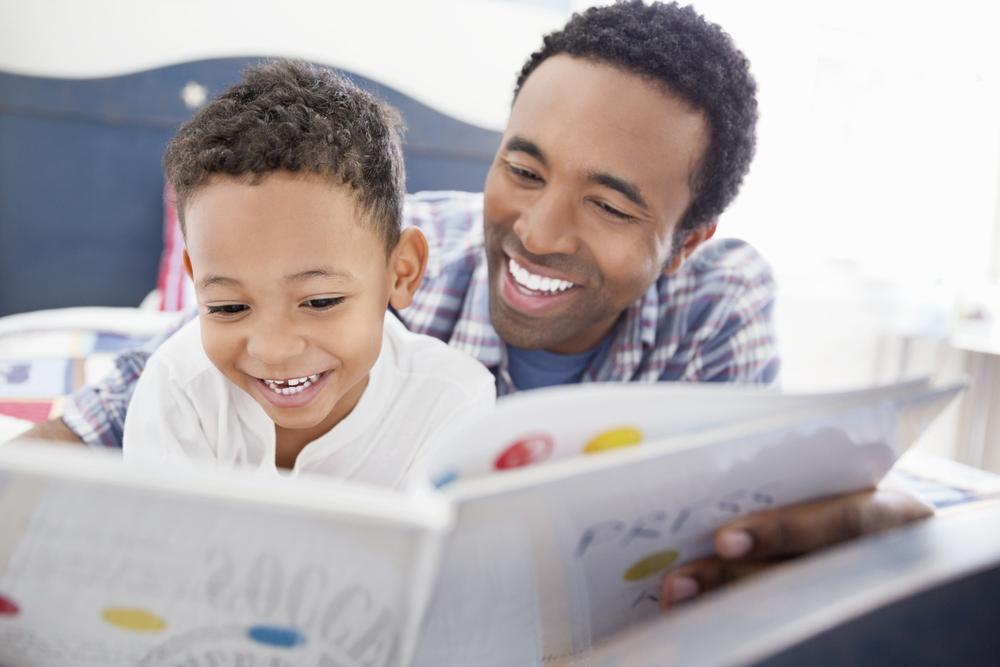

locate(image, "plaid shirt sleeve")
(61, 309), (196, 448)
(677, 240), (780, 384)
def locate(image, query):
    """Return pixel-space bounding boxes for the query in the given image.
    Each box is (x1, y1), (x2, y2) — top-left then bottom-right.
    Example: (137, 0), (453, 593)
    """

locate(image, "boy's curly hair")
(516, 1), (757, 232)
(164, 59), (405, 251)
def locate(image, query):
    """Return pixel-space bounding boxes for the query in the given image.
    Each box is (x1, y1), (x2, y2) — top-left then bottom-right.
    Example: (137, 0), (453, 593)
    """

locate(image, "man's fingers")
(715, 487), (934, 560)
(659, 488), (935, 613)
(659, 557), (774, 612)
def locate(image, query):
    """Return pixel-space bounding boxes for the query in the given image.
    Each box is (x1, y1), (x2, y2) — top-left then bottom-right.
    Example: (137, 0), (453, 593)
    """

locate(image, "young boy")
(122, 60), (495, 487)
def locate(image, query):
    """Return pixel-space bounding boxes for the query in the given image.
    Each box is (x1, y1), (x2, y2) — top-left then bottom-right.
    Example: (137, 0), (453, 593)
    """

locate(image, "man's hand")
(659, 486), (934, 611)
(11, 417), (85, 445)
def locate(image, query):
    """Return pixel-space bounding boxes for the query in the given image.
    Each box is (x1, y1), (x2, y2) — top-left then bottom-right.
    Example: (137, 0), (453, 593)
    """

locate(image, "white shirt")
(123, 312), (495, 488)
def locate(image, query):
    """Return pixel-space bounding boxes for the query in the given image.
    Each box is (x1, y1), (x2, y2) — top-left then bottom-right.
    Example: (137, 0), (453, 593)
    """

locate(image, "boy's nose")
(246, 323), (307, 366)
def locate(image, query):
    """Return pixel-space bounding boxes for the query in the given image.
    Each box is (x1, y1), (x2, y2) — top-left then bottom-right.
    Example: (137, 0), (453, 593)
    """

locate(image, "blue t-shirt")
(506, 335), (614, 391)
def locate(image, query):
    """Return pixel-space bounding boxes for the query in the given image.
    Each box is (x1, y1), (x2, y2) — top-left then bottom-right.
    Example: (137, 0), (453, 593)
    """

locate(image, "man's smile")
(499, 251), (583, 316)
(507, 256), (576, 294)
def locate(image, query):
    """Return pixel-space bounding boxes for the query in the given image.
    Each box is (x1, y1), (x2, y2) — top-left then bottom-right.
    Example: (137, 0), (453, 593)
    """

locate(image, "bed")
(0, 57), (501, 437)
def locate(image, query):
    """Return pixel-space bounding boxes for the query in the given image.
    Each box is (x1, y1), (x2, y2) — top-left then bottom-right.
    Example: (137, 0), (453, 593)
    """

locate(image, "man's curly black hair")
(515, 0), (757, 233)
(164, 59), (405, 252)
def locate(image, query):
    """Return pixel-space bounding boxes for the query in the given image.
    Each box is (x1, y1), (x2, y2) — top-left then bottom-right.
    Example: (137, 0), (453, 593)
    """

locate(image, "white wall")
(692, 0), (1000, 283)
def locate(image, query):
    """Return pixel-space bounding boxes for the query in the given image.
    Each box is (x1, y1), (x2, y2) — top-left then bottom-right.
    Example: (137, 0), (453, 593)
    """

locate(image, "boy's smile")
(182, 172), (397, 462)
(253, 370), (331, 408)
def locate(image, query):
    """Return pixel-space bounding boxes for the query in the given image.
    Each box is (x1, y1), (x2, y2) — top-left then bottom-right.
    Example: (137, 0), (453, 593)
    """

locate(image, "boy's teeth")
(508, 257), (574, 294)
(262, 373), (321, 395)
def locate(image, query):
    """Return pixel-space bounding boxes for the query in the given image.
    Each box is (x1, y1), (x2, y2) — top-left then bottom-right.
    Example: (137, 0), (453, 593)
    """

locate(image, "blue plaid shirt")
(64, 191), (779, 448)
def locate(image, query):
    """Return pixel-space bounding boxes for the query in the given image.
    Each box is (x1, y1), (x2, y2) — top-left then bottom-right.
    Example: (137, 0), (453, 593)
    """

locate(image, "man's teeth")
(262, 373), (321, 395)
(508, 257), (574, 294)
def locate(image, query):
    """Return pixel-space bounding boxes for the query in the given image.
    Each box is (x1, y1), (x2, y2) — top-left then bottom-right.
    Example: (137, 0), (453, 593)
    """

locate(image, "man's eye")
(302, 297), (344, 310)
(206, 304), (248, 316)
(507, 164), (543, 184)
(594, 200), (633, 221)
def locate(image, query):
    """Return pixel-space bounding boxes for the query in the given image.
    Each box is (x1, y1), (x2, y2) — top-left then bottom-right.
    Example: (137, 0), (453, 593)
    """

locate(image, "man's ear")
(387, 227), (429, 310)
(182, 249), (194, 280)
(664, 220), (718, 275)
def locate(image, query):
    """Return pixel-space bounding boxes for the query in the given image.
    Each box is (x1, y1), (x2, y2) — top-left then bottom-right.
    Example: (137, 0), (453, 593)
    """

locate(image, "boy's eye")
(302, 297), (344, 310)
(206, 304), (248, 316)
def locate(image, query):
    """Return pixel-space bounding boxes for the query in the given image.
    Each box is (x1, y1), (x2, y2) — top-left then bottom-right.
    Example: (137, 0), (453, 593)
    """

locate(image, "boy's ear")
(387, 227), (429, 310)
(182, 249), (194, 280)
(664, 220), (717, 275)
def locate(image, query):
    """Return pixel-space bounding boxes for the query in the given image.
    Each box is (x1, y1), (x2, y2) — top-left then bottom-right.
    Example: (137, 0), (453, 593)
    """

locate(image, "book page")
(414, 381), (961, 663)
(0, 445), (448, 667)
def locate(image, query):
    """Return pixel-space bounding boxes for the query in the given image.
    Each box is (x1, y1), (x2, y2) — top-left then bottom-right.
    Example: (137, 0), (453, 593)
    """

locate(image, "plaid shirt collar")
(443, 252), (662, 395)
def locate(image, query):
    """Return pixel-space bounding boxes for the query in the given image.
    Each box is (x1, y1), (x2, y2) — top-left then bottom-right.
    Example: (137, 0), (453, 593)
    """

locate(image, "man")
(19, 0), (931, 609)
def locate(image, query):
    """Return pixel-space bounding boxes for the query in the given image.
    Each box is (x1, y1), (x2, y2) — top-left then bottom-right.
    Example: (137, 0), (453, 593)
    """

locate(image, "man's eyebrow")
(285, 268), (356, 282)
(503, 136), (547, 166)
(587, 171), (649, 211)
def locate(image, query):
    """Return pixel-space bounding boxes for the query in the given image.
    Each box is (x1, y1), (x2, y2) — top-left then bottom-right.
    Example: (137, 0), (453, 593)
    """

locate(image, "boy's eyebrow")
(199, 275), (242, 290)
(286, 268), (356, 282)
(198, 268), (355, 291)
(586, 171), (649, 211)
(503, 136), (547, 165)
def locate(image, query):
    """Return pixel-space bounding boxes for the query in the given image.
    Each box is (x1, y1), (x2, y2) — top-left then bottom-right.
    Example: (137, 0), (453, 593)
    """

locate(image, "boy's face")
(182, 172), (422, 443)
(482, 55), (715, 354)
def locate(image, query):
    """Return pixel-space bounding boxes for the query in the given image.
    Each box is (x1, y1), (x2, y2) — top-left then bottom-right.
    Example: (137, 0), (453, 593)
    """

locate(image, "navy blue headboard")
(0, 58), (502, 316)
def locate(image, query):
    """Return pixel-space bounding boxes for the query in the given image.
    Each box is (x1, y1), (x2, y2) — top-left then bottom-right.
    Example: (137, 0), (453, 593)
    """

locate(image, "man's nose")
(246, 318), (307, 366)
(512, 191), (579, 256)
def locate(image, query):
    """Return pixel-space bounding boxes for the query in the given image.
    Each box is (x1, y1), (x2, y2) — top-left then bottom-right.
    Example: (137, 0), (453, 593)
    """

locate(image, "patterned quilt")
(0, 307), (180, 439)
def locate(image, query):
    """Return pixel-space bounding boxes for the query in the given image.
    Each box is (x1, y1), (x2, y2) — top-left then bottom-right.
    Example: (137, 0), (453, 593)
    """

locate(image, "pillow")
(156, 181), (196, 311)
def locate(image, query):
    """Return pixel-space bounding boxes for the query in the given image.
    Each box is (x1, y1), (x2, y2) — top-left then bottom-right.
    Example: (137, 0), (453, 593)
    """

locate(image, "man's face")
(183, 172), (392, 446)
(483, 55), (710, 354)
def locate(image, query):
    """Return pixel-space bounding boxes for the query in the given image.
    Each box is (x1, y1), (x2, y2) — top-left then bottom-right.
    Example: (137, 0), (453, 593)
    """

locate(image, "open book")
(0, 378), (962, 666)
